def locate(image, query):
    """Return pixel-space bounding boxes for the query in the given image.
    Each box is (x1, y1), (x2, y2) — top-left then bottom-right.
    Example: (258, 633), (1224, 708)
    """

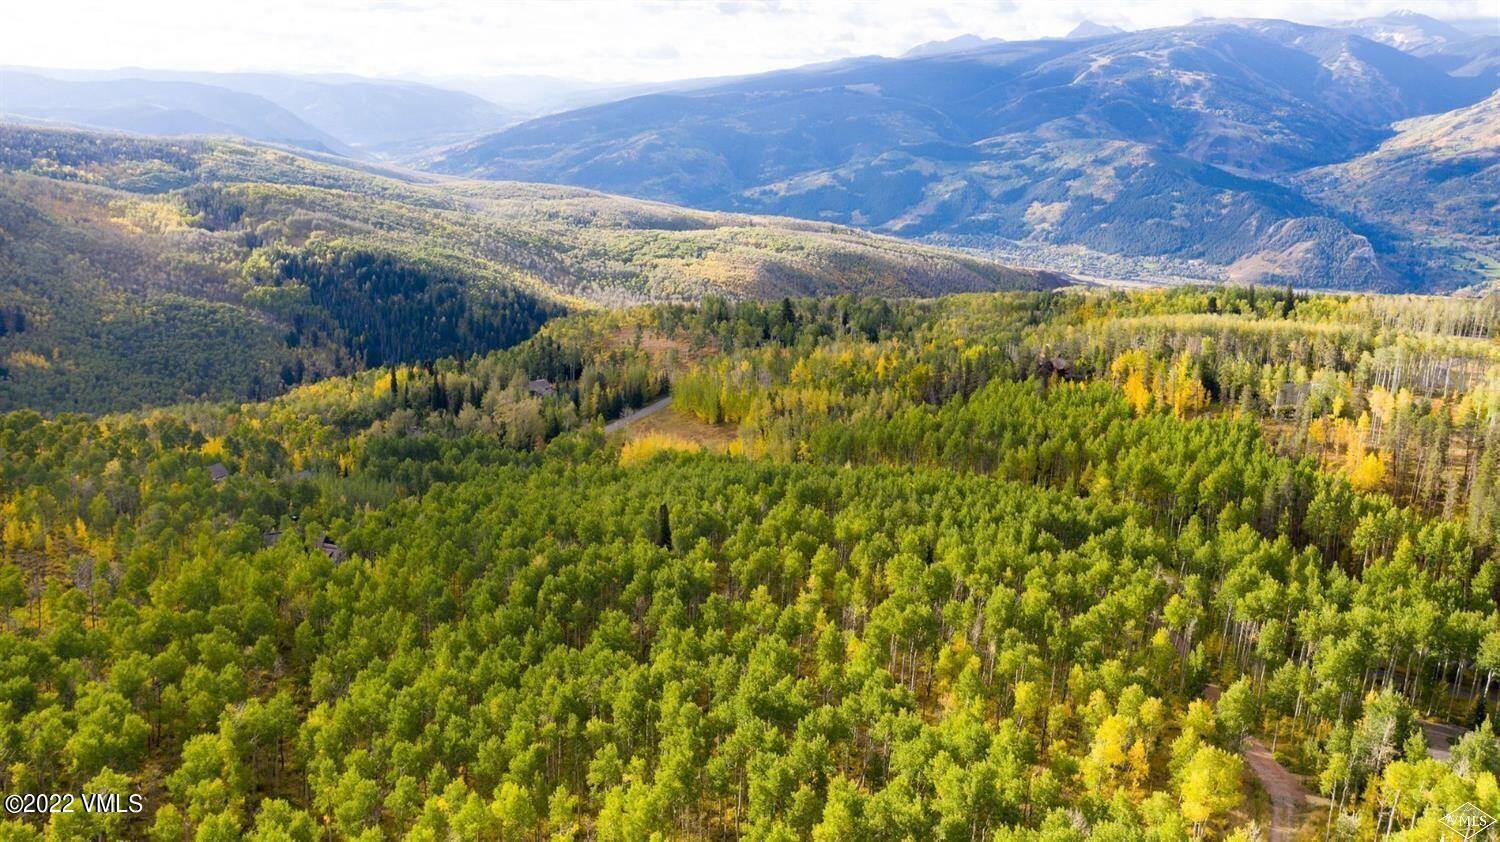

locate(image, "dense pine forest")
(1, 286), (1497, 840)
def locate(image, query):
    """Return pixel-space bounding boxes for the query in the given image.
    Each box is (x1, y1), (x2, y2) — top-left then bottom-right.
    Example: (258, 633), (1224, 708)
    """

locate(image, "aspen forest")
(6, 4), (1500, 836)
(1, 287), (1498, 841)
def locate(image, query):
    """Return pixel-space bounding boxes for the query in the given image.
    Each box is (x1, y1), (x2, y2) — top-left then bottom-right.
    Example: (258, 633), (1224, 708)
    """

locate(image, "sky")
(3, 0), (1496, 83)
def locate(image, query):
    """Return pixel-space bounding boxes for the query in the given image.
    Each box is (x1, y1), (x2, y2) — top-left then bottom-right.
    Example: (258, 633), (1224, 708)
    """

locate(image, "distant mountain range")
(1, 71), (353, 154)
(0, 66), (784, 159)
(0, 68), (522, 158)
(429, 16), (1499, 291)
(902, 20), (1124, 59)
(903, 34), (1007, 59)
(1065, 21), (1125, 40)
(1, 12), (1496, 292)
(1336, 10), (1499, 78)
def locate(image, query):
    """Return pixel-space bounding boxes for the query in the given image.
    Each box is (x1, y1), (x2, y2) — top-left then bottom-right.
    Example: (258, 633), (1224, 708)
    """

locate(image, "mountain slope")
(1296, 90), (1500, 287)
(430, 19), (1495, 290)
(0, 125), (1060, 413)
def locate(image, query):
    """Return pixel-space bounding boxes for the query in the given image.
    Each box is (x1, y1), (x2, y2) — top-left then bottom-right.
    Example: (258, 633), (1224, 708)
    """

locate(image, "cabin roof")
(1273, 381), (1311, 408)
(316, 534), (347, 564)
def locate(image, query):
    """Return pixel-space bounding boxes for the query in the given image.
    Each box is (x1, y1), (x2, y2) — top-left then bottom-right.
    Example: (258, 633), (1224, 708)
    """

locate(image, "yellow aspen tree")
(1350, 452), (1387, 493)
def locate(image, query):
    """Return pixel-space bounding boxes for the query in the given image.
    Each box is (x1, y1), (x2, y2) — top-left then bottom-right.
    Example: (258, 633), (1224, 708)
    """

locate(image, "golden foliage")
(619, 434), (702, 466)
(1110, 349), (1153, 415)
(1168, 360), (1210, 419)
(109, 198), (190, 234)
(6, 351), (50, 370)
(1349, 452), (1387, 493)
(1122, 371), (1151, 415)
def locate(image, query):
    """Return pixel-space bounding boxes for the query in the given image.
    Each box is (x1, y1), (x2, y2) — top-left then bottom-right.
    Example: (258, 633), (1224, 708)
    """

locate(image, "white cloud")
(0, 0), (1492, 83)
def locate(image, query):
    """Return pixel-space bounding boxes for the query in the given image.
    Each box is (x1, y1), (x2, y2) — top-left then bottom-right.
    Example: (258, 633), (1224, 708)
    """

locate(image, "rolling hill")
(0, 124), (1060, 413)
(429, 19), (1497, 291)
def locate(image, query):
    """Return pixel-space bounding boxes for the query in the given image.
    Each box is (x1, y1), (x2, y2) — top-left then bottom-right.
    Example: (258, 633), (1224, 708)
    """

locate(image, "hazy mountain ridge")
(122, 70), (523, 156)
(902, 34), (1006, 59)
(430, 18), (1498, 291)
(1, 67), (523, 159)
(0, 70), (353, 155)
(1064, 21), (1125, 39)
(1334, 10), (1500, 78)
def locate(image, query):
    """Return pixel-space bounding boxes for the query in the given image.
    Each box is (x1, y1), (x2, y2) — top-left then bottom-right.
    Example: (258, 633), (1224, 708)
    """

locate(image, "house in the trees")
(1037, 356), (1073, 380)
(208, 463), (229, 483)
(527, 378), (556, 397)
(1272, 382), (1311, 415)
(263, 528), (343, 563)
(316, 534), (347, 565)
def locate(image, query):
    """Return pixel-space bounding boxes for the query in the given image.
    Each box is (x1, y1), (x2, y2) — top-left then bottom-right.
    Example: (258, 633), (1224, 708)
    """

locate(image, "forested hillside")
(2, 287), (1497, 840)
(0, 125), (1058, 413)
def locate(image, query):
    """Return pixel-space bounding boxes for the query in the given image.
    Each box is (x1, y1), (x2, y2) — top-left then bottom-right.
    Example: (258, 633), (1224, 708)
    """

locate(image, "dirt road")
(1244, 737), (1311, 842)
(603, 396), (673, 433)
